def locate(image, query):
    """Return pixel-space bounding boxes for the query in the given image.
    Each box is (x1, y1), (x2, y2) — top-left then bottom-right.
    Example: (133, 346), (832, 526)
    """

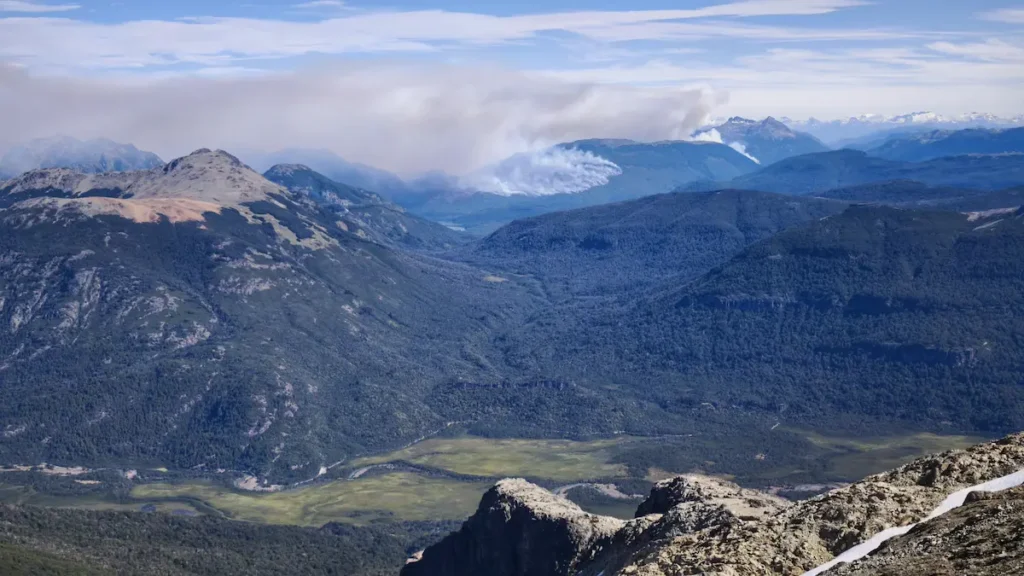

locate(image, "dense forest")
(0, 503), (453, 575)
(495, 205), (1024, 436)
(460, 189), (846, 298)
(3, 163), (1024, 482)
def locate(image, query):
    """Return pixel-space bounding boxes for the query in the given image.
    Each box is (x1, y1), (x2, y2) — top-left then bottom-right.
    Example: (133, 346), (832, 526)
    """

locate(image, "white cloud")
(978, 8), (1024, 24)
(0, 63), (717, 176)
(548, 44), (1024, 88)
(544, 41), (1024, 119)
(0, 0), (77, 12)
(294, 0), (345, 8)
(927, 39), (1024, 62)
(0, 2), (883, 70)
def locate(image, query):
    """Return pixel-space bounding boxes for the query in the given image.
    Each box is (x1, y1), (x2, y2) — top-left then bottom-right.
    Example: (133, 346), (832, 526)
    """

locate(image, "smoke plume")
(0, 62), (721, 176)
(691, 128), (760, 164)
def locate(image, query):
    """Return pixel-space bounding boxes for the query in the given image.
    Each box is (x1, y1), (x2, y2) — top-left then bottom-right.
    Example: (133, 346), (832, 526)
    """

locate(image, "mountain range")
(685, 149), (1024, 195)
(0, 136), (164, 179)
(3, 151), (1024, 484)
(241, 148), (412, 199)
(696, 117), (830, 165)
(865, 127), (1024, 162)
(2, 125), (1024, 575)
(405, 139), (761, 234)
(781, 112), (1024, 144)
(11, 127), (1019, 239)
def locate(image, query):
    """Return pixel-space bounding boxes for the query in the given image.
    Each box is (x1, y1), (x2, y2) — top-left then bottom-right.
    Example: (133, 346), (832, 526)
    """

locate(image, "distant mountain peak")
(725, 116), (758, 125)
(783, 112), (1024, 145)
(700, 116), (828, 165)
(0, 135), (164, 178)
(238, 148), (410, 199)
(263, 163), (314, 177)
(163, 148), (244, 172)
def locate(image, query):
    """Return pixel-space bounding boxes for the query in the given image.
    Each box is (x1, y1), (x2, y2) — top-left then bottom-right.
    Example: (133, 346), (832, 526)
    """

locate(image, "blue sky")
(1, 1), (1023, 172)
(3, 0), (1024, 114)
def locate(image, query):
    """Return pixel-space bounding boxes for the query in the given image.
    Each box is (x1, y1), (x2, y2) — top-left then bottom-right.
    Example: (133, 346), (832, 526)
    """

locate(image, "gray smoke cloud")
(0, 62), (722, 176)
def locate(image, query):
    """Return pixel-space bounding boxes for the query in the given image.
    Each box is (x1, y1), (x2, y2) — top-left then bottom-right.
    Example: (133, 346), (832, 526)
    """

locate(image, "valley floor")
(0, 429), (985, 527)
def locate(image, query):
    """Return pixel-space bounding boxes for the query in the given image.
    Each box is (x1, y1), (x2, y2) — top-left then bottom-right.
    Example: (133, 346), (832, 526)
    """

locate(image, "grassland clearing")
(796, 430), (985, 480)
(348, 436), (631, 482)
(131, 472), (491, 526)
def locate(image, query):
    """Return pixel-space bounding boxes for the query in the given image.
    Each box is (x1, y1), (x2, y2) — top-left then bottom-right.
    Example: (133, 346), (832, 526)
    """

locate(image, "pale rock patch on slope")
(234, 205), (338, 250)
(1, 168), (140, 196)
(13, 197), (223, 224)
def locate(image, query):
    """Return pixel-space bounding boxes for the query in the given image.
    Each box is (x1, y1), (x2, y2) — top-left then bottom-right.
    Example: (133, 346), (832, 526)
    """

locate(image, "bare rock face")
(401, 478), (625, 576)
(408, 433), (1024, 576)
(828, 486), (1024, 576)
(578, 475), (791, 576)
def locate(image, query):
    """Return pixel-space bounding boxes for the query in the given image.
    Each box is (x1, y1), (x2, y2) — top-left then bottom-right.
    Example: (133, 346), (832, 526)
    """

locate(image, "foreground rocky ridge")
(404, 433), (1024, 576)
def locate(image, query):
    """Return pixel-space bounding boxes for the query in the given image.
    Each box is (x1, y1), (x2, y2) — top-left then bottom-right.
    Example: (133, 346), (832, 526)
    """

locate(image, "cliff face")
(402, 433), (1024, 576)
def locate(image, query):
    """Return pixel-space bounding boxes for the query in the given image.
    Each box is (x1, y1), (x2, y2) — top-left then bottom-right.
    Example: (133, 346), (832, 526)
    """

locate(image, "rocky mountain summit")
(404, 433), (1024, 576)
(702, 117), (830, 165)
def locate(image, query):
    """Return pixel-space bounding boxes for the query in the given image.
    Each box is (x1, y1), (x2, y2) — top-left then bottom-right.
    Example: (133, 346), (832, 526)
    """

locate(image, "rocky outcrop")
(828, 486), (1024, 576)
(401, 478), (625, 576)
(578, 475), (792, 576)
(405, 433), (1024, 576)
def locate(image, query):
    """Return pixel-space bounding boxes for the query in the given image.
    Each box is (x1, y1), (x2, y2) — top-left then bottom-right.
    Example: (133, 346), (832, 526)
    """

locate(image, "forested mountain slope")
(816, 180), (1024, 211)
(2, 151), (1024, 487)
(0, 504), (447, 576)
(263, 163), (467, 251)
(867, 127), (1024, 162)
(0, 150), (540, 482)
(462, 189), (846, 298)
(507, 204), (1024, 434)
(685, 150), (1024, 195)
